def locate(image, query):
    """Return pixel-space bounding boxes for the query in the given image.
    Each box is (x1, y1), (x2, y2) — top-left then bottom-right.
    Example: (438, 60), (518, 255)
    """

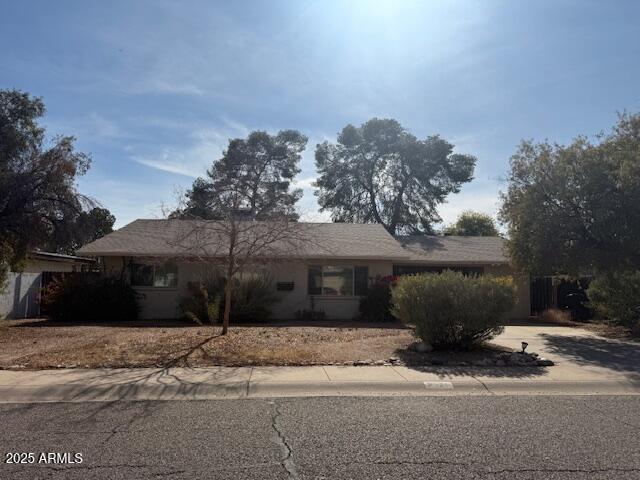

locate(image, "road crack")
(480, 467), (640, 476)
(269, 399), (298, 480)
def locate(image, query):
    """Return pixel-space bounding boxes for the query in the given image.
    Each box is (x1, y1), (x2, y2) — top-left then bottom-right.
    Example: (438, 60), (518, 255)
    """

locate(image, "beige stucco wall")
(103, 257), (198, 320)
(270, 259), (393, 320)
(101, 256), (393, 320)
(100, 256), (530, 321)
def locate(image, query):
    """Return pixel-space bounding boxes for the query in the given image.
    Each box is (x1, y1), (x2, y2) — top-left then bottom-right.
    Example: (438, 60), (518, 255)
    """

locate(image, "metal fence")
(530, 276), (593, 320)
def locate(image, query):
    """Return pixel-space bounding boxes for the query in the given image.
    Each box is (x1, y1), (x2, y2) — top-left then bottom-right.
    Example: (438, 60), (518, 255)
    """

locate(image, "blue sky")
(2, 0), (639, 228)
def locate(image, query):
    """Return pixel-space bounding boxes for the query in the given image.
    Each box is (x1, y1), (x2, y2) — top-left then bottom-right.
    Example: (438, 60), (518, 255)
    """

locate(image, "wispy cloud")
(76, 177), (173, 228)
(131, 79), (205, 96)
(133, 156), (201, 177)
(130, 120), (250, 177)
(46, 112), (131, 142)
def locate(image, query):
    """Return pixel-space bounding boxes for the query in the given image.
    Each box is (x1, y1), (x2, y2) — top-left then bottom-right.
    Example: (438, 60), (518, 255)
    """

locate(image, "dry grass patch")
(0, 319), (415, 369)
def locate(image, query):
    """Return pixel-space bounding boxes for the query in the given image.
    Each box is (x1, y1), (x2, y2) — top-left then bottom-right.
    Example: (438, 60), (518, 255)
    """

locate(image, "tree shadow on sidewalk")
(539, 333), (640, 383)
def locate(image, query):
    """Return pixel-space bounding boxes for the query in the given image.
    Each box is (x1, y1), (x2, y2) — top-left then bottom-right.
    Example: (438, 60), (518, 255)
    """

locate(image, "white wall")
(0, 272), (41, 319)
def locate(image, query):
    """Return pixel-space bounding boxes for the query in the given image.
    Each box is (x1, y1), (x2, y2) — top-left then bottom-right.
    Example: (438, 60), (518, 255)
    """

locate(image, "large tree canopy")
(43, 207), (115, 255)
(444, 211), (499, 236)
(174, 130), (308, 220)
(314, 118), (476, 235)
(499, 112), (640, 276)
(0, 89), (95, 271)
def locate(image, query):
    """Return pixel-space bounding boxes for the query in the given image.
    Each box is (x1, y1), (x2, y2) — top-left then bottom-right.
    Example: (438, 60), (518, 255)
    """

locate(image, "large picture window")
(308, 266), (368, 296)
(131, 262), (178, 288)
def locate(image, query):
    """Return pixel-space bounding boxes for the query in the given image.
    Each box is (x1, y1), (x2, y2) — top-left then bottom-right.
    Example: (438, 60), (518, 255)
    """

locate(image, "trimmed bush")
(180, 273), (280, 324)
(587, 271), (640, 336)
(391, 271), (516, 349)
(359, 275), (397, 322)
(41, 274), (140, 322)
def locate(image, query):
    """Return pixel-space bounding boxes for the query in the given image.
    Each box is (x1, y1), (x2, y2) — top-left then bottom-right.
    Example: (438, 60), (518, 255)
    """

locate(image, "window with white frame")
(130, 262), (178, 288)
(308, 265), (368, 296)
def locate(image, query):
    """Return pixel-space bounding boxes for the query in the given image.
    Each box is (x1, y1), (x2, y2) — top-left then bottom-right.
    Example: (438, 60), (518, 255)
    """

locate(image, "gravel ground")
(0, 318), (517, 369)
(0, 319), (416, 368)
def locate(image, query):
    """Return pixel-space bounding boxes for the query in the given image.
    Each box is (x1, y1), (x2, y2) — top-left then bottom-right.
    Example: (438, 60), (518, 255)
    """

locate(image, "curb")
(478, 379), (640, 396)
(0, 380), (638, 403)
(248, 381), (465, 397)
(0, 382), (249, 403)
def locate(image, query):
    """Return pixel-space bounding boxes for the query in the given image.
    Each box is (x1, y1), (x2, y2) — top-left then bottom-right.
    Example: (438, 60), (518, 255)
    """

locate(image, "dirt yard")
(0, 319), (427, 369)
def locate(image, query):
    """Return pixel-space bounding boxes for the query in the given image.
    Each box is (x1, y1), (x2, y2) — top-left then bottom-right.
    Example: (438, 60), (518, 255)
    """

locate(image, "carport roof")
(394, 235), (509, 265)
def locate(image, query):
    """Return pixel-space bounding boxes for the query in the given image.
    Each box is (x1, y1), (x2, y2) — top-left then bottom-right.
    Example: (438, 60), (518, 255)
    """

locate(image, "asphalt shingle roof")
(78, 220), (510, 264)
(77, 219), (410, 260)
(394, 235), (509, 265)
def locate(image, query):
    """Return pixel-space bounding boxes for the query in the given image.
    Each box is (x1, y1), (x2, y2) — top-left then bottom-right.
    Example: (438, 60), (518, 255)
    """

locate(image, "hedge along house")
(77, 219), (530, 320)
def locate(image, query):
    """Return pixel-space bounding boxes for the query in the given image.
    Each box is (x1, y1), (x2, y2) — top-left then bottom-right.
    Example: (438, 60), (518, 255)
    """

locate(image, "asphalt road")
(1, 396), (639, 479)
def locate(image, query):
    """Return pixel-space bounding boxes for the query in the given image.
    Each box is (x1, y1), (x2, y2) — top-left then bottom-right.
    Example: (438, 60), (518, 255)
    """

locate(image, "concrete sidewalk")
(1, 364), (639, 403)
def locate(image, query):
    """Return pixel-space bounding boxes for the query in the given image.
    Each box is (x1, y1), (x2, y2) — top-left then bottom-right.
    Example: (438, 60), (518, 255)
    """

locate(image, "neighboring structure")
(0, 252), (95, 319)
(77, 219), (530, 320)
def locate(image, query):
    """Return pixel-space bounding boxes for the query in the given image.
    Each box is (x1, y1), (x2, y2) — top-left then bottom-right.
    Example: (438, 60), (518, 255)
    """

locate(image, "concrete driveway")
(493, 325), (640, 384)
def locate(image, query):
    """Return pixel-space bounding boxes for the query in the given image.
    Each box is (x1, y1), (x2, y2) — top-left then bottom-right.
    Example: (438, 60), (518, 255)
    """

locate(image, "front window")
(308, 266), (368, 296)
(131, 262), (178, 288)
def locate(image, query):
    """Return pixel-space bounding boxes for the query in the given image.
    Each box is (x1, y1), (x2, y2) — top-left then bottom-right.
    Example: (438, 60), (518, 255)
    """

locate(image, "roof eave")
(396, 259), (510, 266)
(77, 251), (411, 261)
(29, 252), (96, 263)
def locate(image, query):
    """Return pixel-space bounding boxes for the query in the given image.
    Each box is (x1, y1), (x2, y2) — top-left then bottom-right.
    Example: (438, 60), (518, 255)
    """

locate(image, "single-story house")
(77, 219), (530, 320)
(0, 251), (96, 319)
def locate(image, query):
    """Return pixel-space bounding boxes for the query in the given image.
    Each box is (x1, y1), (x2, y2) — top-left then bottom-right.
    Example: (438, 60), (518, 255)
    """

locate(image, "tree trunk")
(222, 281), (231, 335)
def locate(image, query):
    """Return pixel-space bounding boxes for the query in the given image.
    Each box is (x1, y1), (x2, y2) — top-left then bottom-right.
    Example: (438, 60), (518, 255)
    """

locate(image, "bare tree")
(169, 195), (314, 335)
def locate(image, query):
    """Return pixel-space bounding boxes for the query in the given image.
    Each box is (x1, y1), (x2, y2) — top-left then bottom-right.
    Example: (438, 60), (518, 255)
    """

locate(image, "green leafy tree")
(444, 210), (499, 236)
(587, 271), (640, 336)
(44, 207), (115, 255)
(499, 112), (640, 276)
(170, 129), (310, 335)
(314, 118), (476, 235)
(174, 130), (308, 220)
(0, 89), (92, 285)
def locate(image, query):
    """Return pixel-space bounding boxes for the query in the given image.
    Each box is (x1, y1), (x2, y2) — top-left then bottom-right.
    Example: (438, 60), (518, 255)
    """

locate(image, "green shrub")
(180, 273), (280, 324)
(587, 271), (640, 336)
(231, 274), (280, 322)
(359, 275), (397, 322)
(41, 274), (140, 322)
(391, 271), (516, 349)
